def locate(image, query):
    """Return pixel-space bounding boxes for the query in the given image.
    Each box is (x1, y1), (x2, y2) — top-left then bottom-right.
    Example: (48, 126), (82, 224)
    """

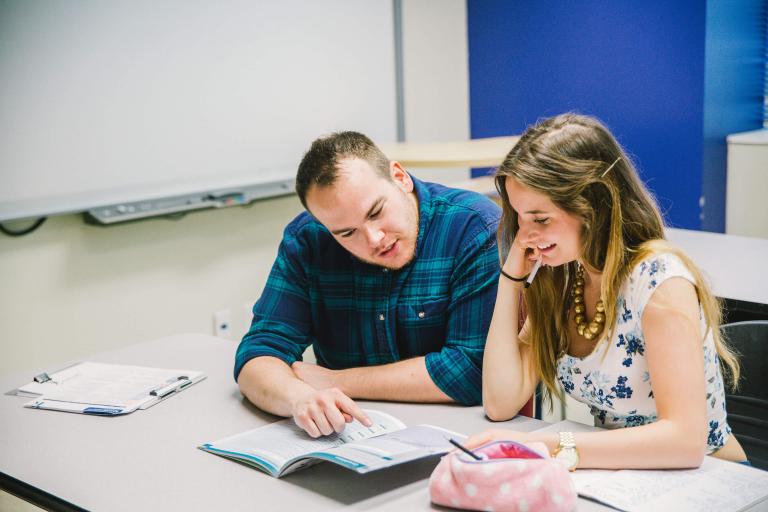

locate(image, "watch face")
(555, 448), (579, 470)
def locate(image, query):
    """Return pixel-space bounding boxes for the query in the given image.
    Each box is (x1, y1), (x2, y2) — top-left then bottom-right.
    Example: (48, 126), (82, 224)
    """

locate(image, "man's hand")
(292, 361), (341, 391)
(290, 387), (372, 438)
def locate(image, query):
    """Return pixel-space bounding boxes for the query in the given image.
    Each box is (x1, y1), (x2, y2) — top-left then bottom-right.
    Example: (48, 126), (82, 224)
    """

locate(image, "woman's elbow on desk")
(676, 431), (708, 468)
(665, 442), (706, 469)
(662, 417), (708, 468)
(482, 394), (523, 422)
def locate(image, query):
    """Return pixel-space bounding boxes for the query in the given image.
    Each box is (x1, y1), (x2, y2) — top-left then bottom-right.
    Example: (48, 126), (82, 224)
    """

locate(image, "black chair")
(721, 320), (768, 470)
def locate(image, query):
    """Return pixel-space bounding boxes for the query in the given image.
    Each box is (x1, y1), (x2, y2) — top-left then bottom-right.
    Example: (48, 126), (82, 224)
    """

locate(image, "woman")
(470, 113), (747, 469)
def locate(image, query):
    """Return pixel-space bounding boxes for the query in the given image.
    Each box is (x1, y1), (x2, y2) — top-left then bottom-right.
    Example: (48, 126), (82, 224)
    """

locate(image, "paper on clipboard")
(17, 362), (205, 415)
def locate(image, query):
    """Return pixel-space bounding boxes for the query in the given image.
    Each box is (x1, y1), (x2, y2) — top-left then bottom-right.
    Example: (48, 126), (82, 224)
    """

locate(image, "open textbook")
(199, 409), (463, 478)
(538, 420), (768, 512)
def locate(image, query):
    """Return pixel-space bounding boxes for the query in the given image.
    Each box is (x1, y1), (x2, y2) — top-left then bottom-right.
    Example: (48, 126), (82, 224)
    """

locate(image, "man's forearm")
(237, 356), (316, 417)
(335, 357), (454, 403)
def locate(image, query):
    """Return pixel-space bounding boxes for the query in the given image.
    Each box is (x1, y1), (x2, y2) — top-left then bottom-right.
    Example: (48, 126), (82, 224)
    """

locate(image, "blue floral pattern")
(558, 356), (576, 394)
(708, 420), (724, 447)
(616, 328), (644, 367)
(618, 297), (633, 324)
(611, 375), (633, 399)
(579, 371), (617, 408)
(556, 253), (732, 453)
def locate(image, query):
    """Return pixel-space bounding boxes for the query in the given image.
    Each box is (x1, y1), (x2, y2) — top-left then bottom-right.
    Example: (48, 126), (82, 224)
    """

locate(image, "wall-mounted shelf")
(379, 135), (518, 168)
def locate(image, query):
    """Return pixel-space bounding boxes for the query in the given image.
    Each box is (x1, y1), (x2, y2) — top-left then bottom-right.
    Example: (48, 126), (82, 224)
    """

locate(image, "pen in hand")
(524, 257), (542, 288)
(449, 438), (484, 460)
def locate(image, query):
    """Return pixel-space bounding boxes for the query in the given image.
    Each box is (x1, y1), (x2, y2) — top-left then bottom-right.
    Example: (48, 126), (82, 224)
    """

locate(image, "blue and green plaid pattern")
(234, 177), (501, 405)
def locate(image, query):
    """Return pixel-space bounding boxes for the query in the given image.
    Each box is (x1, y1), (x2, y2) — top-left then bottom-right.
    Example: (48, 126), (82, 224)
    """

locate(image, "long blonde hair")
(495, 113), (739, 403)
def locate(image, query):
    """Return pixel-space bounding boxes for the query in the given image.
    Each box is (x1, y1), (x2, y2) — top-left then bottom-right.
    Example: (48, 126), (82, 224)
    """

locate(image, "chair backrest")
(721, 320), (768, 470)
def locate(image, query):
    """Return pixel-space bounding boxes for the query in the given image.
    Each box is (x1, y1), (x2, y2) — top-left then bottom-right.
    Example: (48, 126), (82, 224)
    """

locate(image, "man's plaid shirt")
(234, 177), (501, 405)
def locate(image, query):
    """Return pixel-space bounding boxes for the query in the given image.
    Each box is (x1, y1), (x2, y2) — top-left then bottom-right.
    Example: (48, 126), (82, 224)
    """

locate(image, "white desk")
(0, 334), (561, 512)
(2, 335), (768, 511)
(666, 228), (768, 306)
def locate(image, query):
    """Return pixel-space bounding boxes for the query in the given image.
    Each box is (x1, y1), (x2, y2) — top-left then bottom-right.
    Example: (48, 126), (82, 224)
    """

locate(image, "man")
(235, 131), (500, 437)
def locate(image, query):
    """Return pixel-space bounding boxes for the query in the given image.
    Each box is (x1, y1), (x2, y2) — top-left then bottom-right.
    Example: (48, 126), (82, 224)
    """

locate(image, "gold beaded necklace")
(572, 264), (606, 341)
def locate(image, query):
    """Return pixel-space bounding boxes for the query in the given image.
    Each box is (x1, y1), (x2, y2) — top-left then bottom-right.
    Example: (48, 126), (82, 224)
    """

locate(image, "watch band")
(554, 431), (579, 471)
(558, 431), (576, 448)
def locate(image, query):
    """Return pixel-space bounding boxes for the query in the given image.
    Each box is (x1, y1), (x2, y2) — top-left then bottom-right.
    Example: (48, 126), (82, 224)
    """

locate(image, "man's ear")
(389, 161), (413, 193)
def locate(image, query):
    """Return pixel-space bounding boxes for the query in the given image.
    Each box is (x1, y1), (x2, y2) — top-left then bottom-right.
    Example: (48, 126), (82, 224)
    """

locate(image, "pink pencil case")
(429, 441), (576, 512)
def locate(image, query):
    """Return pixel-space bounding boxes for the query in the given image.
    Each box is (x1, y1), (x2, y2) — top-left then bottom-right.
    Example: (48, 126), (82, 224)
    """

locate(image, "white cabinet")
(726, 129), (768, 238)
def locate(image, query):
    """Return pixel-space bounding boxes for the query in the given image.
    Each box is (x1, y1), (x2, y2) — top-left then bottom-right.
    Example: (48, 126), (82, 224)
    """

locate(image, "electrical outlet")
(213, 309), (233, 339)
(213, 305), (254, 341)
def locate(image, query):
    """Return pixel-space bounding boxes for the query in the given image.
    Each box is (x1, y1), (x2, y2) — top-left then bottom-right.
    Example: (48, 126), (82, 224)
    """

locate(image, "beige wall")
(0, 195), (304, 376)
(726, 134), (768, 238)
(0, 1), (470, 377)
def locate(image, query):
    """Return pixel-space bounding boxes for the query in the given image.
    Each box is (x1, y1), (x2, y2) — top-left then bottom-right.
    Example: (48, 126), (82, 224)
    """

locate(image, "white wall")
(0, 1), (470, 377)
(401, 0), (470, 184)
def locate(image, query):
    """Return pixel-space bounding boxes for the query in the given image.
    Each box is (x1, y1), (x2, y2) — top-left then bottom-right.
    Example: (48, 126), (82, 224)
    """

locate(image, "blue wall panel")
(702, 0), (767, 232)
(468, 1), (706, 229)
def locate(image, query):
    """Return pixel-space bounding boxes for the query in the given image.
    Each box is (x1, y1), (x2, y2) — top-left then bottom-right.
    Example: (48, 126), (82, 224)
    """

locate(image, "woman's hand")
(464, 429), (533, 450)
(502, 232), (540, 281)
(465, 429), (559, 456)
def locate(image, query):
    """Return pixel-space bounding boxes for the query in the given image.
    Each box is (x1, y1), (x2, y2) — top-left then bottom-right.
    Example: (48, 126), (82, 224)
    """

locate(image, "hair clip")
(601, 157), (622, 178)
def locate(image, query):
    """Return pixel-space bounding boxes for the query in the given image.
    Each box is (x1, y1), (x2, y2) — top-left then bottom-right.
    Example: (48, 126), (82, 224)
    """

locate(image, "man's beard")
(352, 237), (417, 270)
(354, 196), (419, 270)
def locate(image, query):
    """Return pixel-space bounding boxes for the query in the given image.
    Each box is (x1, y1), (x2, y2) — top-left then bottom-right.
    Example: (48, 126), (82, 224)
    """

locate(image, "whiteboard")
(0, 0), (397, 221)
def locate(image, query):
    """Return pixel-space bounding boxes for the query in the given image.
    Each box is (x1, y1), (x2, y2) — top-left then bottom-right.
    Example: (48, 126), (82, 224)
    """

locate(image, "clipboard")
(12, 362), (206, 416)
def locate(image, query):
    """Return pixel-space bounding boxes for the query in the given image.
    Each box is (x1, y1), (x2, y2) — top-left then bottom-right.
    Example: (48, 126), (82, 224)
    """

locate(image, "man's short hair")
(295, 131), (391, 209)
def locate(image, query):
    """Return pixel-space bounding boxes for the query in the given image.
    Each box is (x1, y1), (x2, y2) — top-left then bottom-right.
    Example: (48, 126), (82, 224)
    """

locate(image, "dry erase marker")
(524, 258), (542, 288)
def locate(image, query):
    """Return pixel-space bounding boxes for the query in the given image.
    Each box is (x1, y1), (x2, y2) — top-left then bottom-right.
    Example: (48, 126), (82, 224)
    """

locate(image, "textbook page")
(201, 409), (405, 476)
(297, 424), (464, 474)
(574, 456), (768, 512)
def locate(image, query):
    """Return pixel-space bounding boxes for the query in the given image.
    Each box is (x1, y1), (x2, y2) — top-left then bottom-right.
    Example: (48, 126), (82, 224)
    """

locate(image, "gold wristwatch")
(553, 431), (579, 471)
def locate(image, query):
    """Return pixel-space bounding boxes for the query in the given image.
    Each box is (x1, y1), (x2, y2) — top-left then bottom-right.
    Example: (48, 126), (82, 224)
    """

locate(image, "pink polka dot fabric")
(429, 441), (577, 512)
